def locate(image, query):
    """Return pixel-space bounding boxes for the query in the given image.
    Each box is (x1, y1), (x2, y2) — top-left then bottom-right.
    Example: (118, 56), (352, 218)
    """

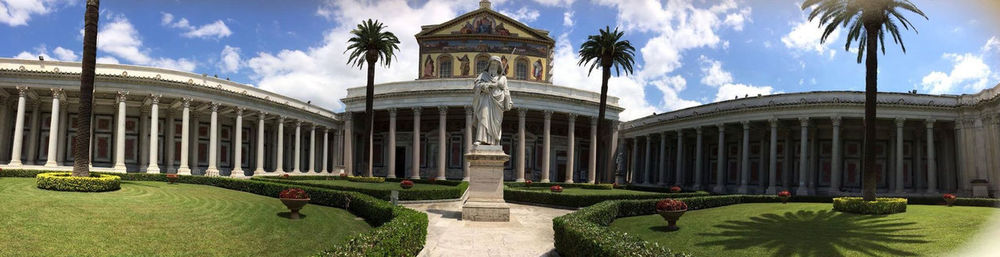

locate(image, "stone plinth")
(462, 145), (510, 222)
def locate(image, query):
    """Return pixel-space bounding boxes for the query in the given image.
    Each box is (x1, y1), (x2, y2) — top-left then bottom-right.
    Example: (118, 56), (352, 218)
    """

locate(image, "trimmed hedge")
(2, 169), (427, 256)
(255, 177), (469, 201)
(346, 176), (386, 183)
(833, 197), (908, 215)
(624, 184), (700, 193)
(505, 187), (710, 208)
(506, 182), (615, 190)
(35, 172), (121, 192)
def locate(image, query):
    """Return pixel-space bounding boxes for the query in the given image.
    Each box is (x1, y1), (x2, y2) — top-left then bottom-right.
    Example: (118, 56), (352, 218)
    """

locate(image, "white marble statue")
(472, 56), (513, 145)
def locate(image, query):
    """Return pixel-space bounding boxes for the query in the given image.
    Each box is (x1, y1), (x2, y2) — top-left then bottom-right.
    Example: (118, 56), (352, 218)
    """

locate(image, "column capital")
(181, 97), (192, 108)
(258, 111), (267, 120)
(741, 120), (750, 129)
(234, 107), (245, 116)
(51, 88), (65, 100)
(388, 108), (398, 116)
(465, 105), (473, 112)
(895, 117), (906, 127)
(769, 117), (779, 127)
(116, 91), (129, 103)
(925, 119), (935, 128)
(798, 117), (809, 127)
(438, 106), (448, 115)
(716, 123), (726, 132)
(543, 110), (553, 119)
(696, 126), (703, 134)
(149, 94), (161, 104)
(518, 108), (527, 117)
(278, 116), (286, 122)
(296, 120), (303, 127)
(590, 117), (598, 126)
(209, 102), (221, 112)
(412, 107), (422, 115)
(676, 129), (683, 136)
(831, 115), (842, 126)
(16, 86), (29, 97)
(567, 113), (577, 121)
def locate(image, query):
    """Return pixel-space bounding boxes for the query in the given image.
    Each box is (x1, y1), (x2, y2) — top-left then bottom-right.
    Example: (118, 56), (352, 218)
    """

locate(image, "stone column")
(205, 103), (220, 176)
(565, 114), (576, 183)
(464, 106), (473, 181)
(165, 110), (175, 172)
(113, 91), (128, 172)
(659, 132), (668, 186)
(309, 124), (316, 173)
(387, 108), (397, 178)
(343, 115), (352, 175)
(177, 98), (192, 175)
(411, 108), (421, 179)
(797, 117), (809, 195)
(588, 117), (598, 184)
(675, 129), (684, 187)
(713, 124), (726, 193)
(254, 112), (266, 175)
(231, 108), (245, 177)
(145, 95), (161, 173)
(926, 119), (938, 194)
(738, 121), (750, 194)
(139, 108), (149, 170)
(323, 128), (330, 173)
(644, 135), (653, 185)
(437, 106), (447, 180)
(293, 121), (302, 173)
(56, 104), (68, 166)
(516, 109), (526, 182)
(27, 102), (40, 165)
(830, 116), (843, 194)
(610, 122), (620, 184)
(895, 118), (905, 194)
(44, 89), (63, 167)
(190, 113), (200, 174)
(693, 127), (703, 190)
(276, 116), (286, 173)
(541, 110), (552, 182)
(766, 118), (778, 194)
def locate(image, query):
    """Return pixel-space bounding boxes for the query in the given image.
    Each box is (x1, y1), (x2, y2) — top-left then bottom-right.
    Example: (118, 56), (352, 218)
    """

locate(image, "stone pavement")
(403, 201), (574, 257)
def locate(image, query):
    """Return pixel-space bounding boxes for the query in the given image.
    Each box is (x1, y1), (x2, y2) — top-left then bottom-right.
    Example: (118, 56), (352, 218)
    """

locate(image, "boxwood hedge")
(505, 182), (615, 190)
(504, 186), (711, 208)
(833, 197), (908, 214)
(35, 172), (121, 192)
(1, 169), (427, 257)
(254, 176), (469, 201)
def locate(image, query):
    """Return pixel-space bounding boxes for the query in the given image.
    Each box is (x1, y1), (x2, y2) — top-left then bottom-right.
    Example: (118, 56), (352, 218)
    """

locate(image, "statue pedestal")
(462, 145), (510, 222)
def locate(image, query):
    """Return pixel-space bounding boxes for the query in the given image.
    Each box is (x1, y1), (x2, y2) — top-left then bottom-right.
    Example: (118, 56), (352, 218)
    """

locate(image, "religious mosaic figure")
(422, 56), (435, 78)
(472, 56), (513, 145)
(458, 54), (471, 76)
(532, 59), (543, 81)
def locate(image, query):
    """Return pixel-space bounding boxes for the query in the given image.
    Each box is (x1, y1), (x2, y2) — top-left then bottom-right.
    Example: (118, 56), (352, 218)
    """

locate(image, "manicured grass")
(610, 202), (997, 257)
(294, 179), (456, 191)
(517, 187), (664, 196)
(0, 178), (370, 257)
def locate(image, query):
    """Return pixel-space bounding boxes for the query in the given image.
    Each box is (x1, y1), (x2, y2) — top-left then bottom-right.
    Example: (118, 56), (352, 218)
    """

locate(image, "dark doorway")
(556, 151), (566, 182)
(395, 147), (406, 178)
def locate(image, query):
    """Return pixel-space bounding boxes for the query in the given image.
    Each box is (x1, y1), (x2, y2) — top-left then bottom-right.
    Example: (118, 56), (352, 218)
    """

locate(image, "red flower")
(656, 198), (688, 212)
(943, 193), (957, 200)
(550, 185), (563, 192)
(777, 190), (791, 197)
(279, 188), (309, 199)
(281, 174), (290, 178)
(670, 186), (682, 193)
(525, 180), (533, 185)
(400, 180), (414, 189)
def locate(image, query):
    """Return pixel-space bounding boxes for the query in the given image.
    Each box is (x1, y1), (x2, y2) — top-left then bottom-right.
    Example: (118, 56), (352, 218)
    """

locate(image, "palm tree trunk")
(365, 59), (376, 177)
(597, 65), (611, 183)
(862, 25), (879, 201)
(73, 0), (99, 177)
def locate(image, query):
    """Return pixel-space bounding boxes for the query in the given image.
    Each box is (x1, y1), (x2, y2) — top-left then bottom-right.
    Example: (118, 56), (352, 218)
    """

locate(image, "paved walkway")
(403, 201), (574, 257)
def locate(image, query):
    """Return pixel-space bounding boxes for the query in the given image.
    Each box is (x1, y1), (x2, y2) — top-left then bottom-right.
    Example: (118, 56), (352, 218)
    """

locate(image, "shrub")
(655, 199), (687, 212)
(777, 190), (791, 197)
(506, 181), (613, 190)
(347, 176), (385, 183)
(254, 177), (468, 201)
(550, 185), (563, 193)
(400, 180), (414, 189)
(35, 172), (121, 192)
(279, 188), (310, 199)
(504, 187), (710, 208)
(833, 197), (907, 215)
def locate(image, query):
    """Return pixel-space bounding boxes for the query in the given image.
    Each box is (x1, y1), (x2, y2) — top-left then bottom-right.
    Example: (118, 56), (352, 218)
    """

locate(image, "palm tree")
(802, 0), (926, 201)
(578, 26), (636, 183)
(73, 0), (100, 177)
(345, 19), (399, 177)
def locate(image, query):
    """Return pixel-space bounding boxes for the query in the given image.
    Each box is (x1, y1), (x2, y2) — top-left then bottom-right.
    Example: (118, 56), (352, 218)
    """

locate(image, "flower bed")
(35, 172), (121, 192)
(3, 169), (427, 256)
(504, 186), (710, 208)
(833, 197), (908, 215)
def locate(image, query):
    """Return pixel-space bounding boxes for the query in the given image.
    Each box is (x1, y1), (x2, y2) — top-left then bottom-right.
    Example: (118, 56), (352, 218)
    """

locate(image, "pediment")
(416, 9), (554, 43)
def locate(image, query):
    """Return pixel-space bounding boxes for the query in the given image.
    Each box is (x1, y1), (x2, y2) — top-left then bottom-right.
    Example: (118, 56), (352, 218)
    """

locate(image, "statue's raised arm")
(472, 56), (513, 145)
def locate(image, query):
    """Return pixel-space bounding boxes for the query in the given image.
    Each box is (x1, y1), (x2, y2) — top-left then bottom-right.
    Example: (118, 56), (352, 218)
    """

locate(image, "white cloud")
(781, 14), (839, 58)
(91, 15), (197, 72)
(920, 53), (993, 94)
(0, 0), (67, 26)
(562, 11), (573, 27)
(52, 46), (76, 61)
(983, 36), (1000, 53)
(715, 83), (775, 102)
(11, 44), (75, 61)
(498, 6), (539, 23)
(96, 56), (120, 64)
(698, 55), (732, 87)
(218, 45), (241, 73)
(160, 12), (232, 39)
(530, 0), (574, 7)
(698, 55), (776, 102)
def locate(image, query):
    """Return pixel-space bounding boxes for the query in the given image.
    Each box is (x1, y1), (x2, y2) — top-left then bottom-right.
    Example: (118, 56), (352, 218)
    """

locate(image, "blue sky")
(3, 0), (999, 120)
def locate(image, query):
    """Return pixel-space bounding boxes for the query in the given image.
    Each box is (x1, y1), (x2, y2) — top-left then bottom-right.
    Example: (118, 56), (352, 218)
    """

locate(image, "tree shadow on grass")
(120, 181), (159, 188)
(276, 212), (308, 219)
(696, 209), (930, 257)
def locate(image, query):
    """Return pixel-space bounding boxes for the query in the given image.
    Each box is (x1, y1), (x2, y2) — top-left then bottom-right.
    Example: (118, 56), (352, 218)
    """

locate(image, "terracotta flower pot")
(945, 198), (956, 207)
(166, 175), (178, 184)
(658, 209), (687, 231)
(280, 198), (310, 219)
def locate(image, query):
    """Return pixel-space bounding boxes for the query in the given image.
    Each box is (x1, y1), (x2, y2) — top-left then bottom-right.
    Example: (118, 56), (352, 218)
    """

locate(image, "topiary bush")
(833, 197), (907, 214)
(35, 172), (121, 192)
(346, 176), (386, 183)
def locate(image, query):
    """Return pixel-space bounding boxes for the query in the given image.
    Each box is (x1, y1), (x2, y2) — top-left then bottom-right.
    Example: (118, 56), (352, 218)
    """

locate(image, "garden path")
(403, 201), (573, 257)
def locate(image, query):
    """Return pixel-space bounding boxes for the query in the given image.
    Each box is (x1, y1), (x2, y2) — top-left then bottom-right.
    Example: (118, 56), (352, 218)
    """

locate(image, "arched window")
(438, 55), (453, 78)
(475, 54), (490, 74)
(515, 58), (529, 80)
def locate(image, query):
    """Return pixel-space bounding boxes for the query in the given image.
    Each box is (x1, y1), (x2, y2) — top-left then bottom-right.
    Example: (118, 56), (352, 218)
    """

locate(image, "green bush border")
(35, 172), (121, 192)
(504, 186), (711, 208)
(833, 197), (907, 215)
(346, 176), (386, 183)
(254, 176), (469, 201)
(2, 169), (427, 257)
(505, 182), (615, 190)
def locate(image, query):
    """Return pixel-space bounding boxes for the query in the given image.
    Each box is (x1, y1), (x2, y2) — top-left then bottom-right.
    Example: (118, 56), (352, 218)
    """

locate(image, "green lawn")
(517, 187), (664, 195)
(0, 177), (370, 257)
(610, 203), (997, 257)
(294, 179), (456, 191)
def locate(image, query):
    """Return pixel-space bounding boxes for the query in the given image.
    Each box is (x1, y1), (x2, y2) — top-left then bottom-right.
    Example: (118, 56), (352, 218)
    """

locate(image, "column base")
(386, 174), (396, 179)
(146, 166), (160, 173)
(712, 185), (726, 194)
(587, 180), (595, 184)
(564, 180), (574, 184)
(111, 166), (127, 173)
(925, 189), (939, 195)
(176, 167), (191, 175)
(7, 160), (22, 167)
(435, 176), (447, 181)
(409, 175), (421, 180)
(515, 178), (525, 182)
(828, 189), (842, 196)
(463, 177), (470, 181)
(736, 185), (749, 194)
(292, 169), (302, 173)
(231, 169), (245, 178)
(691, 184), (702, 191)
(765, 186), (777, 195)
(540, 179), (550, 183)
(252, 169), (266, 175)
(795, 186), (809, 196)
(44, 161), (58, 167)
(205, 168), (219, 177)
